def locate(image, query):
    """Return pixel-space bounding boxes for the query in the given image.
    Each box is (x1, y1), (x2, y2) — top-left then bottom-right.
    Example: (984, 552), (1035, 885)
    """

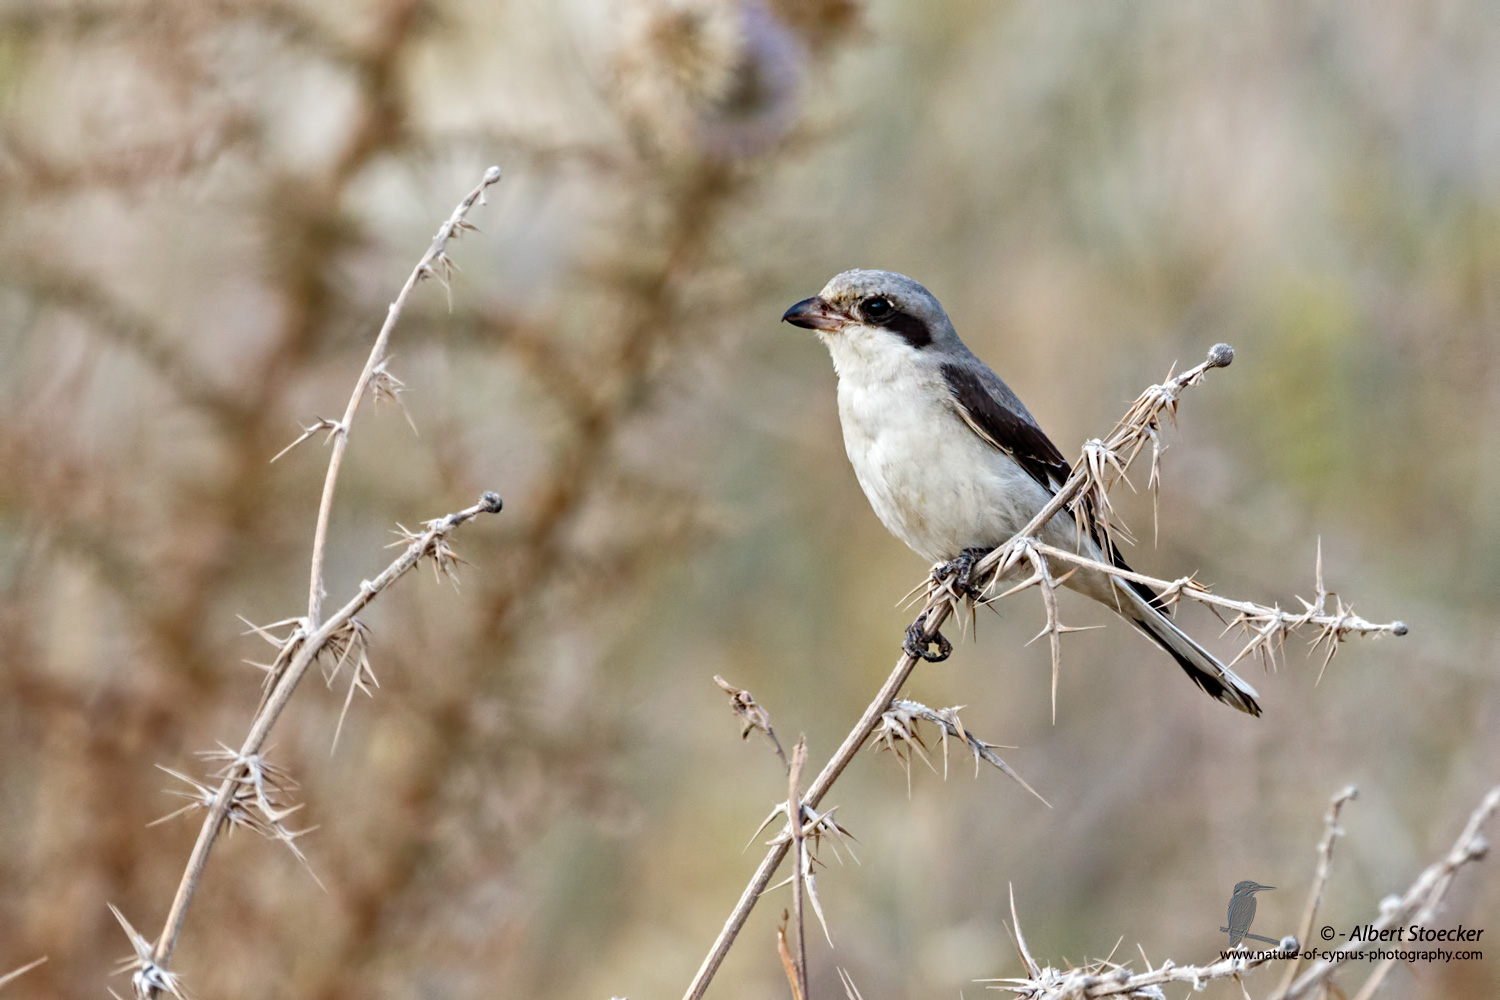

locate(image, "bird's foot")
(931, 546), (993, 599)
(903, 610), (952, 663)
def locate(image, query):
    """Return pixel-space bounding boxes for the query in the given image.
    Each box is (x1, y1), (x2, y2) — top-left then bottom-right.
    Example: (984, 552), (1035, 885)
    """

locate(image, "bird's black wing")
(939, 360), (1169, 612)
(939, 362), (1070, 494)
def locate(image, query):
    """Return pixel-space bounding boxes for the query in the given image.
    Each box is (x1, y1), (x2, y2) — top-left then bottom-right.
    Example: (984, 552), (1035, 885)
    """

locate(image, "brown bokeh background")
(1, 1), (1497, 997)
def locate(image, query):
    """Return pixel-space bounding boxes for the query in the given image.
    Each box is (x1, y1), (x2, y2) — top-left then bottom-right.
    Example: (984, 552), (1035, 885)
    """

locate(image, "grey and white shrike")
(783, 269), (1261, 716)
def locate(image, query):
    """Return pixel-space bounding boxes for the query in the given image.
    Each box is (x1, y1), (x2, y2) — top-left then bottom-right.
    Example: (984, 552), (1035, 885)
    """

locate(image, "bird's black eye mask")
(859, 295), (932, 349)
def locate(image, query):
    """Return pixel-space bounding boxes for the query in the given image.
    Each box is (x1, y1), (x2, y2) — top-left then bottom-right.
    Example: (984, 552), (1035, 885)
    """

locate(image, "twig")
(1018, 544), (1097, 722)
(125, 168), (506, 996)
(1007, 884), (1043, 981)
(1273, 785), (1358, 995)
(1021, 542), (1406, 668)
(776, 913), (803, 1000)
(991, 879), (1293, 998)
(302, 165), (502, 628)
(681, 604), (944, 1000)
(134, 492), (503, 990)
(957, 345), (1403, 704)
(788, 738), (809, 1000)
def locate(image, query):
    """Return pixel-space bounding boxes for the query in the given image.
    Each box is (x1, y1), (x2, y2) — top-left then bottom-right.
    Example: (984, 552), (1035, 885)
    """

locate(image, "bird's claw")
(931, 546), (992, 599)
(903, 610), (952, 662)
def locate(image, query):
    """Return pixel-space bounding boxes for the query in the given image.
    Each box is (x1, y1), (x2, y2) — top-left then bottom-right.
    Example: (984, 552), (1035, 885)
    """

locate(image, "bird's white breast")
(824, 329), (1055, 565)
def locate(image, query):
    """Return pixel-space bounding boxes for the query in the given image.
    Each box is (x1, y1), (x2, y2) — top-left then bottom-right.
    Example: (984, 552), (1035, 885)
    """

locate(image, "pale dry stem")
(974, 344), (1236, 596)
(682, 602), (947, 1000)
(119, 168), (507, 995)
(776, 913), (804, 1000)
(149, 751), (318, 883)
(1021, 542), (1406, 674)
(837, 966), (865, 1000)
(122, 491), (503, 995)
(788, 737), (809, 1000)
(300, 165), (502, 629)
(753, 798), (851, 948)
(1273, 785), (1358, 995)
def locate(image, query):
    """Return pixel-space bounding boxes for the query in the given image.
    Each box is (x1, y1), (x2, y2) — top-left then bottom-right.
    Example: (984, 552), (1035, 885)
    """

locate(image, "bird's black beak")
(1255, 885), (1275, 892)
(781, 296), (844, 332)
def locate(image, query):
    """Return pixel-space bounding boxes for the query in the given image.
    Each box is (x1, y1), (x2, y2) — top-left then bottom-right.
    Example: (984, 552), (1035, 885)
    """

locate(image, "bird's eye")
(862, 296), (894, 322)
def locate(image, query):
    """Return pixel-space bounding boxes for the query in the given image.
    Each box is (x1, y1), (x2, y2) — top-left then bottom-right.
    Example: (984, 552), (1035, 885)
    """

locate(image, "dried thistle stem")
(305, 165), (502, 628)
(682, 603), (947, 1000)
(136, 166), (506, 993)
(146, 493), (503, 977)
(1273, 784), (1358, 995)
(1021, 542), (1406, 666)
(776, 914), (803, 1000)
(788, 738), (809, 1000)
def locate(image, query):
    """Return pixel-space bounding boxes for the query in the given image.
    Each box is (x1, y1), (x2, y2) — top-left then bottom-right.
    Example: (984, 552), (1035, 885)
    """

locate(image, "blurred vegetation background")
(1, 1), (1496, 997)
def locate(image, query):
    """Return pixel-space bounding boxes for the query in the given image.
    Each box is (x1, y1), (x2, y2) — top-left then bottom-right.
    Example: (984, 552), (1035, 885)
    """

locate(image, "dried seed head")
(613, 0), (803, 160)
(714, 675), (787, 768)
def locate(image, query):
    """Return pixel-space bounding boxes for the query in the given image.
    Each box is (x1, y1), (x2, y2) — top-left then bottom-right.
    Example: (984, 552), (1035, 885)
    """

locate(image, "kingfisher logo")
(1220, 880), (1280, 947)
(1211, 877), (1485, 965)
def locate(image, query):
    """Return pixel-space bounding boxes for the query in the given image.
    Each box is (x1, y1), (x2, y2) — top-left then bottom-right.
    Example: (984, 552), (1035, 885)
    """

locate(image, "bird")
(1225, 881), (1275, 946)
(781, 268), (1261, 716)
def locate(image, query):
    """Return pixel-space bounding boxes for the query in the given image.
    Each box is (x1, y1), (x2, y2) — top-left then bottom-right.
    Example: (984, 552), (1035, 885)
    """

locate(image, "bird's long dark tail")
(1114, 580), (1262, 716)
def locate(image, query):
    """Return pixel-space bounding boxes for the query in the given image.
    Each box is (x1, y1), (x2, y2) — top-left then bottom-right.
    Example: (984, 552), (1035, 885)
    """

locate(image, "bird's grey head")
(781, 269), (957, 352)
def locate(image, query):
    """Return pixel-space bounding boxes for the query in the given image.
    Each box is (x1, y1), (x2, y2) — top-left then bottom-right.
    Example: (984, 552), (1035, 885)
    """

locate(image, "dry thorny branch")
(1274, 785), (1359, 996)
(788, 738), (810, 1000)
(107, 168), (507, 999)
(686, 345), (1408, 1000)
(984, 783), (1498, 1000)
